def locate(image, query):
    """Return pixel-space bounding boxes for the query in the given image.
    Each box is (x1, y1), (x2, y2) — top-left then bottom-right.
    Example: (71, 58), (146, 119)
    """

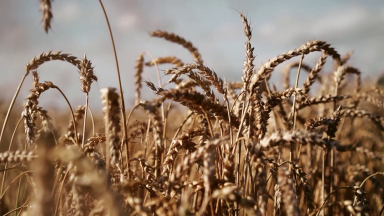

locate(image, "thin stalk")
(229, 91), (245, 113)
(104, 91), (111, 171)
(240, 99), (253, 213)
(236, 141), (242, 188)
(54, 167), (71, 216)
(162, 100), (173, 145)
(0, 167), (23, 173)
(292, 53), (304, 130)
(352, 172), (384, 207)
(144, 119), (151, 160)
(234, 137), (243, 216)
(126, 103), (145, 127)
(290, 53), (304, 170)
(99, 0), (130, 178)
(321, 150), (326, 216)
(4, 206), (28, 216)
(171, 112), (193, 140)
(329, 148), (334, 215)
(53, 86), (79, 145)
(0, 171), (34, 199)
(17, 194), (33, 216)
(14, 176), (22, 216)
(144, 51), (166, 164)
(246, 159), (254, 195)
(193, 193), (198, 213)
(264, 79), (280, 131)
(329, 71), (341, 214)
(88, 105), (95, 136)
(224, 94), (234, 148)
(82, 94), (89, 147)
(202, 109), (213, 137)
(0, 72), (28, 146)
(265, 80), (284, 164)
(316, 186), (353, 216)
(360, 172), (384, 188)
(235, 100), (249, 141)
(0, 117), (23, 195)
(161, 100), (172, 167)
(144, 51), (165, 121)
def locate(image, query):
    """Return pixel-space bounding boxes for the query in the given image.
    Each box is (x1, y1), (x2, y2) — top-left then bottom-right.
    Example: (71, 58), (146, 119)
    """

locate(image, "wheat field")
(0, 1), (383, 216)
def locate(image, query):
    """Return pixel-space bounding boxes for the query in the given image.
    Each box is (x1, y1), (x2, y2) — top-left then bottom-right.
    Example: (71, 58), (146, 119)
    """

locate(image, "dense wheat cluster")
(0, 1), (383, 216)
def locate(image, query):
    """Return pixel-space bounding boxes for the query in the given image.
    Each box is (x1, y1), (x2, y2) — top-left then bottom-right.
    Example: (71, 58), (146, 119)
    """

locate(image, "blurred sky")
(1, 0), (384, 112)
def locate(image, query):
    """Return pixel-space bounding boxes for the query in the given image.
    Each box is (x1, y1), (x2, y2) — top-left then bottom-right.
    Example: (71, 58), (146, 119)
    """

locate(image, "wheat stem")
(0, 72), (28, 146)
(99, 0), (130, 177)
(81, 94), (89, 147)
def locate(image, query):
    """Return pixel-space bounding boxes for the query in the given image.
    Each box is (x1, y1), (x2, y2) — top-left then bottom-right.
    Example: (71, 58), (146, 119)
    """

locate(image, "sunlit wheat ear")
(154, 89), (238, 127)
(78, 54), (97, 94)
(188, 71), (218, 101)
(78, 54), (97, 147)
(0, 150), (36, 163)
(305, 117), (335, 131)
(101, 88), (122, 169)
(39, 0), (53, 33)
(371, 86), (384, 97)
(341, 109), (384, 130)
(334, 65), (361, 94)
(301, 51), (328, 94)
(35, 106), (53, 133)
(30, 72), (53, 133)
(166, 63), (225, 95)
(32, 71), (40, 88)
(135, 52), (145, 105)
(145, 56), (184, 67)
(297, 95), (352, 110)
(150, 30), (203, 64)
(22, 81), (55, 146)
(249, 40), (340, 95)
(333, 50), (354, 70)
(259, 130), (329, 150)
(26, 51), (80, 73)
(358, 92), (384, 108)
(264, 87), (305, 113)
(239, 13), (255, 87)
(1, 52), (80, 147)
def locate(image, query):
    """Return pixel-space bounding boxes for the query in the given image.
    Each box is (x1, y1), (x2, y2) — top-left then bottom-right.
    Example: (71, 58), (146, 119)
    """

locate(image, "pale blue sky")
(1, 1), (383, 111)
